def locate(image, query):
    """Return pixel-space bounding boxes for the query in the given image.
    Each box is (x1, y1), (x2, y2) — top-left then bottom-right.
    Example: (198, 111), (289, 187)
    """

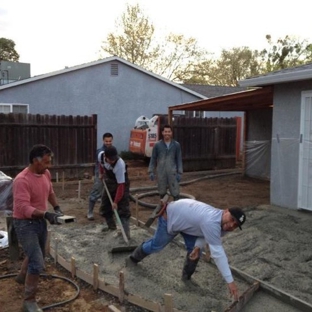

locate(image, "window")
(12, 105), (28, 113)
(0, 105), (10, 113)
(194, 111), (204, 118)
(184, 110), (204, 118)
(0, 103), (29, 113)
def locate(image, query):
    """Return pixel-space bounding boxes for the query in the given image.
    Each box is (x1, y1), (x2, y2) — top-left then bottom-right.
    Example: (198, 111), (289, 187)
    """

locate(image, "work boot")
(120, 218), (131, 240)
(87, 199), (95, 220)
(181, 252), (200, 281)
(15, 256), (29, 285)
(129, 243), (148, 264)
(102, 217), (117, 232)
(22, 273), (43, 312)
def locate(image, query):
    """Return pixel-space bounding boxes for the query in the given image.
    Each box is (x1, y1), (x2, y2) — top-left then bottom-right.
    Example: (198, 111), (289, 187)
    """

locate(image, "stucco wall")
(270, 80), (312, 209)
(0, 61), (201, 154)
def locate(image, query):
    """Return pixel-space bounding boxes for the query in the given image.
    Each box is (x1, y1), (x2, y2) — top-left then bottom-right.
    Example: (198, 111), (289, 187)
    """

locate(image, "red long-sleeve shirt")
(13, 168), (54, 219)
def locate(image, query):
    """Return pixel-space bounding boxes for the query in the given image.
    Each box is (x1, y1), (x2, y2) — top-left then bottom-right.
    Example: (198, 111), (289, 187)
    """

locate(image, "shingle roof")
(239, 62), (312, 87)
(182, 84), (248, 98)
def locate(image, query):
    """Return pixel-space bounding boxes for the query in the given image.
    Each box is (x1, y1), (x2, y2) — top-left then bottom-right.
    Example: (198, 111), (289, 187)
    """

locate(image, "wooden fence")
(0, 113), (237, 178)
(0, 113), (97, 179)
(159, 115), (237, 171)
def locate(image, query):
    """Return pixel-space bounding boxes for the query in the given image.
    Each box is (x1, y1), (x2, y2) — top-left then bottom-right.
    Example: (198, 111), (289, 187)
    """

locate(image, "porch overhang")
(168, 86), (273, 113)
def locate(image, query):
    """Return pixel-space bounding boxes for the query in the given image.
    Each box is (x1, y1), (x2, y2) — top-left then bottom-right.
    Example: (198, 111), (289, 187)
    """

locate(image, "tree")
(181, 35), (312, 85)
(306, 43), (312, 63)
(154, 33), (208, 81)
(0, 38), (19, 62)
(101, 5), (312, 85)
(213, 47), (262, 86)
(260, 34), (312, 72)
(100, 4), (207, 81)
(181, 47), (262, 86)
(174, 58), (214, 84)
(100, 4), (160, 68)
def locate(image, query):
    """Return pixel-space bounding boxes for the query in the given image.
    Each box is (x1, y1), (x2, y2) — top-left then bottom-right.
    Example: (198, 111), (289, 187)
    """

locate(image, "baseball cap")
(105, 146), (119, 161)
(229, 207), (246, 230)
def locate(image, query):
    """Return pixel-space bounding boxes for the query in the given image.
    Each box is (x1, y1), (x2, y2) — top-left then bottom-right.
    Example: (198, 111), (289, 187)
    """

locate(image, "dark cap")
(105, 146), (119, 161)
(229, 207), (246, 230)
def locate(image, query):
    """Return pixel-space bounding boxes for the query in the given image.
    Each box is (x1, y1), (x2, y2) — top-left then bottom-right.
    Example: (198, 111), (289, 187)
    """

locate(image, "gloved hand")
(176, 173), (181, 183)
(44, 211), (61, 225)
(53, 205), (63, 215)
(149, 173), (155, 181)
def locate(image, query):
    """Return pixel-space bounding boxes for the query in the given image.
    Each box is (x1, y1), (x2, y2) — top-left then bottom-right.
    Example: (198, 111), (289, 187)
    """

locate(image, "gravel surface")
(51, 223), (249, 312)
(2, 167), (312, 311)
(49, 202), (312, 311)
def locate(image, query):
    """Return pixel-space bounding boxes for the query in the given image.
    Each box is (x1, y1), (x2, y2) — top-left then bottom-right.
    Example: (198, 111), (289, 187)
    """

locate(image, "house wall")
(245, 108), (272, 179)
(0, 61), (201, 153)
(270, 80), (312, 209)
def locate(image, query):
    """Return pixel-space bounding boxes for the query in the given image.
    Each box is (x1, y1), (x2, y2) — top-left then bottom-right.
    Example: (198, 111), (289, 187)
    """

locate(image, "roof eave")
(239, 69), (312, 87)
(169, 87), (273, 112)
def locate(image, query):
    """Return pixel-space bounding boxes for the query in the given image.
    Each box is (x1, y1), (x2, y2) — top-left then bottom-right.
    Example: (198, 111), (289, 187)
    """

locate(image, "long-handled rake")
(102, 179), (137, 253)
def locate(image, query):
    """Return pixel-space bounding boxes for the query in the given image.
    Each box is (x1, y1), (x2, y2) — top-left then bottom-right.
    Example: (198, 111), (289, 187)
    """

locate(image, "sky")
(1, 0), (312, 77)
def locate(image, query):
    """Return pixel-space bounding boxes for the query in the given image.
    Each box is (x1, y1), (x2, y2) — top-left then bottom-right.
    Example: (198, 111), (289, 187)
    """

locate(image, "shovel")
(102, 179), (137, 253)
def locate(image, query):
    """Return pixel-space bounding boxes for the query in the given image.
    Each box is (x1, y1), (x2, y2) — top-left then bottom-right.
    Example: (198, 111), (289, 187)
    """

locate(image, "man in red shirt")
(13, 144), (63, 312)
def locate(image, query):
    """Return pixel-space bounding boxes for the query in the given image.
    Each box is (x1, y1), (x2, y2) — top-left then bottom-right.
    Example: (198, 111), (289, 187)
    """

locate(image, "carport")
(168, 86), (274, 178)
(168, 86), (273, 114)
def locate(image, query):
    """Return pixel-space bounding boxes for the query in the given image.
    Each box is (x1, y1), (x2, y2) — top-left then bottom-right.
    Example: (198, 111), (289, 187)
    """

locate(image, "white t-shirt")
(167, 199), (233, 283)
(98, 151), (126, 183)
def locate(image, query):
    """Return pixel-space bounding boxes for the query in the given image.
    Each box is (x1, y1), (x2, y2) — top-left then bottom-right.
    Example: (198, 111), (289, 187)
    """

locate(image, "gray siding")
(0, 61), (201, 152)
(270, 80), (312, 208)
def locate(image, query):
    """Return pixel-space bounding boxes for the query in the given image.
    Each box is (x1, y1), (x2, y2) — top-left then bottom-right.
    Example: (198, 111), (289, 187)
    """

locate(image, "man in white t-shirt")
(128, 198), (246, 301)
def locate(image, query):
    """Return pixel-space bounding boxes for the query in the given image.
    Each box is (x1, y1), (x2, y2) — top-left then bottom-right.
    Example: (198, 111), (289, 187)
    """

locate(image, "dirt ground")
(1, 160), (312, 311)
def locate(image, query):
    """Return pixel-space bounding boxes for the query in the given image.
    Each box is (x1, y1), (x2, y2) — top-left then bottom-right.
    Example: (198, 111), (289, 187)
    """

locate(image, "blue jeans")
(13, 218), (47, 275)
(142, 216), (198, 254)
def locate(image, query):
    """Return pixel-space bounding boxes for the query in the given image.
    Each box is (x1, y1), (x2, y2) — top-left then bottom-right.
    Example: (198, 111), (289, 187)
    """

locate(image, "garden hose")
(129, 171), (240, 208)
(0, 273), (80, 310)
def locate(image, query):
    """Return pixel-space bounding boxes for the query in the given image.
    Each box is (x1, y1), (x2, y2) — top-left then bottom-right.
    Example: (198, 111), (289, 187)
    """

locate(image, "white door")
(298, 91), (312, 210)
